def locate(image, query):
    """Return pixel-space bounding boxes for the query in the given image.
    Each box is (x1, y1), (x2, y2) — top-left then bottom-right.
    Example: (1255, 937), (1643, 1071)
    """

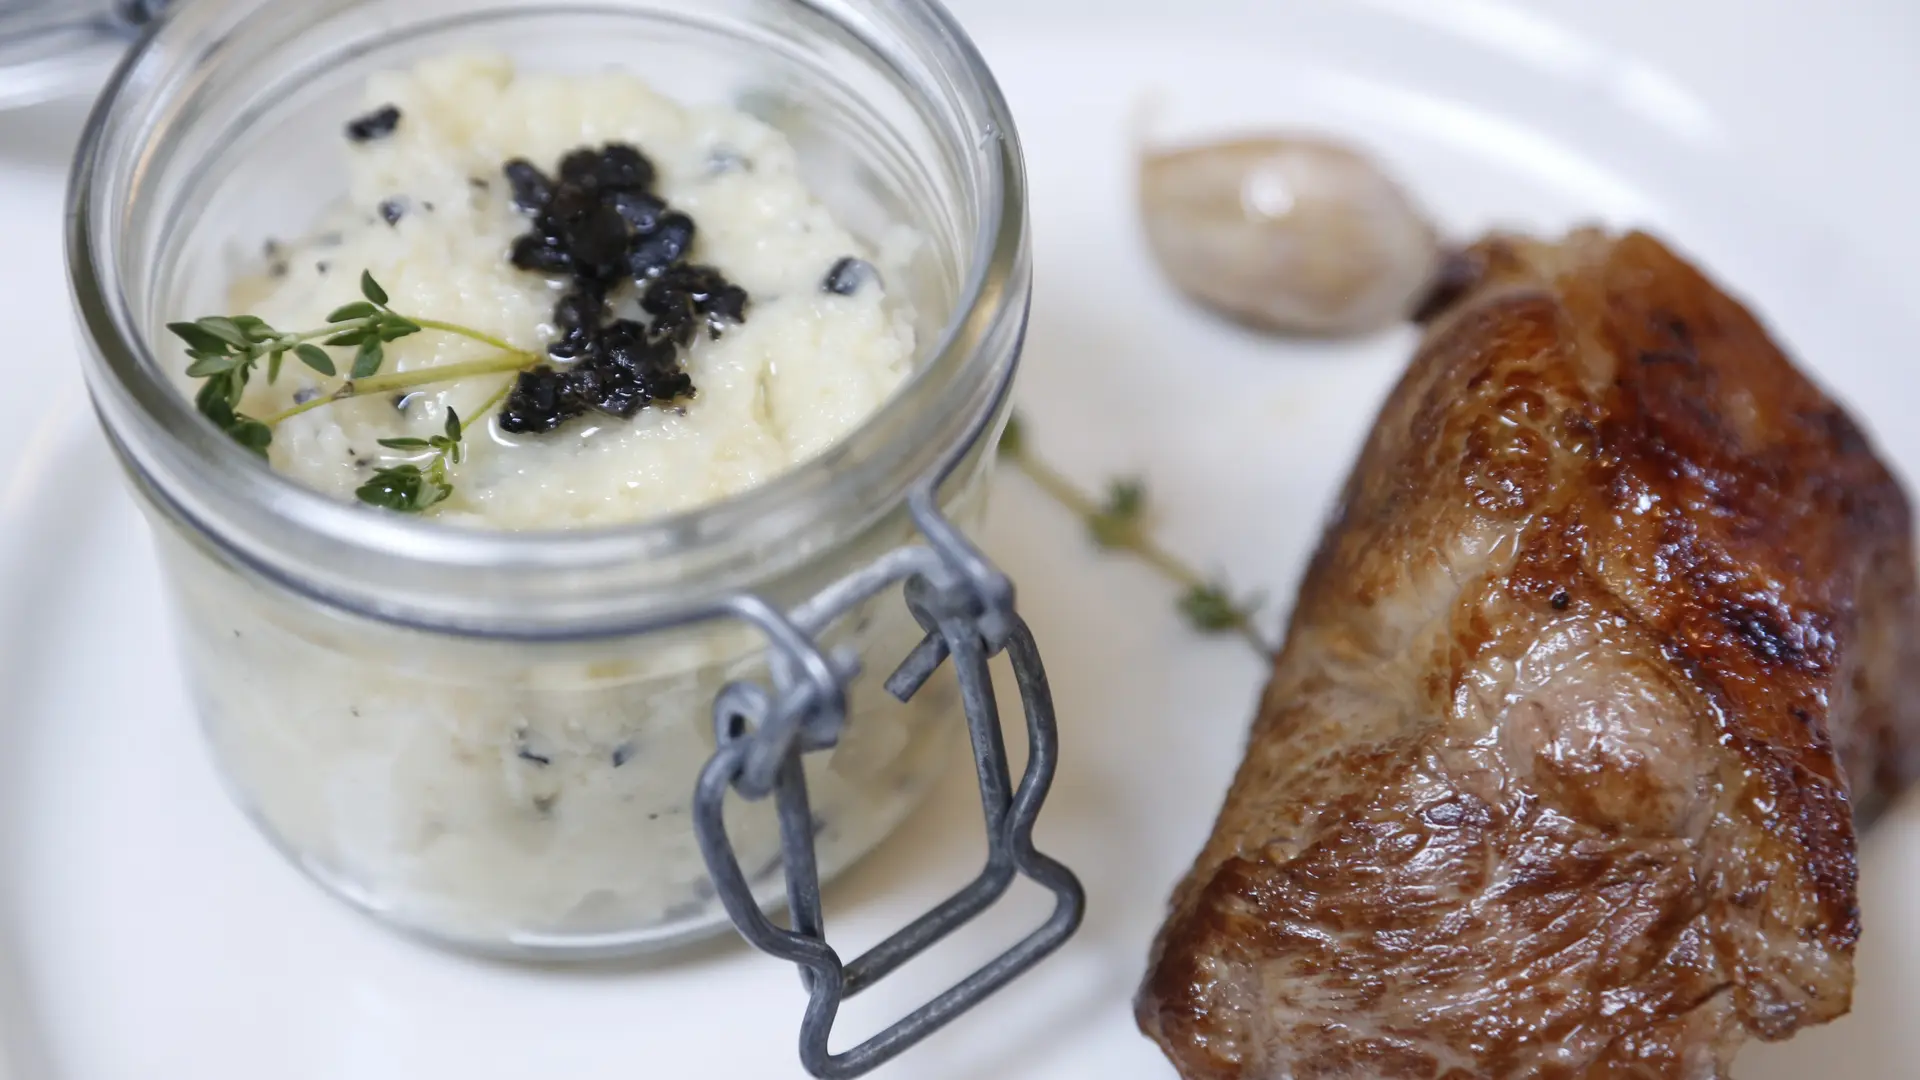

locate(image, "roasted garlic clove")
(1139, 136), (1442, 336)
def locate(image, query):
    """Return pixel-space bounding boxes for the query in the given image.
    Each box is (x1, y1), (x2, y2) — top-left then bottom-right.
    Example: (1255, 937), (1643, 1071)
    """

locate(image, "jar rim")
(67, 0), (1028, 633)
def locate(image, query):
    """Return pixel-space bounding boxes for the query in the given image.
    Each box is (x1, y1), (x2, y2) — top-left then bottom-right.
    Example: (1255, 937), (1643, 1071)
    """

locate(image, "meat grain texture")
(1137, 230), (1920, 1079)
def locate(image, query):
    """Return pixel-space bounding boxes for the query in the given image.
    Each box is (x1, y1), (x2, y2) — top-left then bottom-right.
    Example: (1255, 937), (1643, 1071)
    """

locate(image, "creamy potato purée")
(233, 54), (912, 525)
(170, 55), (954, 945)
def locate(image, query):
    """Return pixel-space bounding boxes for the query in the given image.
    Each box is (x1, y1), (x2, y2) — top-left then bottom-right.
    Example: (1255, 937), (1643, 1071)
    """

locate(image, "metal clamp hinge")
(692, 484), (1085, 1079)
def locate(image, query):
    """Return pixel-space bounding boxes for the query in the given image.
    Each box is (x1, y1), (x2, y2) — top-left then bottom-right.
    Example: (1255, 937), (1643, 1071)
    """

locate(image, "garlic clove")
(1139, 136), (1442, 337)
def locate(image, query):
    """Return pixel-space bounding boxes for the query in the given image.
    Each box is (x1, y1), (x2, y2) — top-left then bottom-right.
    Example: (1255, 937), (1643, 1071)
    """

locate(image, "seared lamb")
(1138, 230), (1920, 1079)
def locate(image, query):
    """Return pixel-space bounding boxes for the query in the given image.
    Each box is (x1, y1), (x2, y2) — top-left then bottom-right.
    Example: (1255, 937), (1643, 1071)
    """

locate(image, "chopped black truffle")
(823, 256), (876, 296)
(557, 143), (655, 193)
(345, 105), (402, 143)
(503, 158), (554, 213)
(510, 234), (573, 275)
(548, 286), (607, 360)
(498, 367), (586, 435)
(628, 212), (695, 279)
(643, 264), (749, 346)
(576, 320), (691, 417)
(609, 190), (666, 234)
(497, 143), (749, 436)
(378, 197), (409, 226)
(544, 186), (632, 280)
(499, 327), (694, 431)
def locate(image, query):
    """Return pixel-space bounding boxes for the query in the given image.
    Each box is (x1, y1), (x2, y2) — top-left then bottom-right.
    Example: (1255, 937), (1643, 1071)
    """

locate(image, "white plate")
(4, 1), (1918, 1077)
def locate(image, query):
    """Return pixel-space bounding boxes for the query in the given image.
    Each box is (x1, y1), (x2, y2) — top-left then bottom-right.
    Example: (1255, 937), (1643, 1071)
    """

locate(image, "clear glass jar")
(68, 0), (1028, 959)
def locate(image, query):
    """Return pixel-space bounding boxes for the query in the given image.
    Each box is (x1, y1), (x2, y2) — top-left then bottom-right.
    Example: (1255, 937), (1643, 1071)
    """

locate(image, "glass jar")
(68, 0), (1032, 960)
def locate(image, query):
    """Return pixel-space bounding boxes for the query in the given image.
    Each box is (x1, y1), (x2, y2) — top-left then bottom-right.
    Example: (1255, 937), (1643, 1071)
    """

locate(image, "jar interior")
(133, 0), (972, 433)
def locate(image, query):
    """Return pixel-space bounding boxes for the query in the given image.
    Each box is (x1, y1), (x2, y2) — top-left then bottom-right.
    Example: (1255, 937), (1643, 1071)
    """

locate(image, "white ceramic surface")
(2, 1), (1916, 1077)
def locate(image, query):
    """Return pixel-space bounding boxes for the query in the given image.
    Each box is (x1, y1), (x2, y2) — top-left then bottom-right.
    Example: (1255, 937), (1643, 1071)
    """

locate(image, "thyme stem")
(261, 351), (538, 426)
(999, 414), (1276, 659)
(409, 318), (524, 356)
(468, 375), (518, 426)
(349, 350), (538, 395)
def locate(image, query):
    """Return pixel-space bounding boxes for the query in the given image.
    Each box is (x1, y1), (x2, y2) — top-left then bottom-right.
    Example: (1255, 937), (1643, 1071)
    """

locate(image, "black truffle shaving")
(610, 190), (666, 234)
(543, 186), (633, 281)
(509, 233), (573, 275)
(548, 286), (608, 360)
(598, 144), (655, 191)
(823, 256), (877, 296)
(572, 320), (691, 418)
(643, 264), (750, 346)
(499, 143), (748, 436)
(558, 143), (656, 193)
(627, 213), (695, 279)
(378, 197), (408, 226)
(498, 367), (587, 435)
(497, 345), (695, 433)
(503, 159), (554, 213)
(345, 104), (402, 143)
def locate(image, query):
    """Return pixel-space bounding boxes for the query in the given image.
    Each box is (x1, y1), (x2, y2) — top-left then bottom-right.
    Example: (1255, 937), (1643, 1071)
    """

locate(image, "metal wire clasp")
(112, 0), (168, 24)
(691, 483), (1085, 1079)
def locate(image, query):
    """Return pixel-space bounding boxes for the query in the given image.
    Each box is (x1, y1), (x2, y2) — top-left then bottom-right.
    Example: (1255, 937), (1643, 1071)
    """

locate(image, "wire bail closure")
(692, 477), (1085, 1078)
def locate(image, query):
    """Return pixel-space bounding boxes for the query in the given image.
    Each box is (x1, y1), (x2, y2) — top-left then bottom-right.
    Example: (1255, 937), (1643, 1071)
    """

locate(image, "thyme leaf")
(357, 409), (463, 513)
(294, 344), (335, 376)
(360, 269), (390, 306)
(1088, 478), (1147, 549)
(355, 463), (452, 512)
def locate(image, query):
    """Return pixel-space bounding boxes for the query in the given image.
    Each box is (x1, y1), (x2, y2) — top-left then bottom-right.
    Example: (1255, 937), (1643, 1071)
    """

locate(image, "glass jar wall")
(70, 0), (1028, 958)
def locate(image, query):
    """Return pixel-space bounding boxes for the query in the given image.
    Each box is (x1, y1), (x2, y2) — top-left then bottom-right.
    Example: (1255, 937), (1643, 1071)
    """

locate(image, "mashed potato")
(236, 52), (913, 528)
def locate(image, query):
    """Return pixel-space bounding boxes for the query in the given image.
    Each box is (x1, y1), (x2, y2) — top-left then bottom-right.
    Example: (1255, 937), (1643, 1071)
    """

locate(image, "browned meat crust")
(1137, 230), (1920, 1080)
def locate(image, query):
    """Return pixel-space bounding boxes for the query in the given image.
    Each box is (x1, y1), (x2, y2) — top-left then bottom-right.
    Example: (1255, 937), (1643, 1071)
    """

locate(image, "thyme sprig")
(998, 413), (1275, 659)
(357, 408), (466, 513)
(170, 271), (545, 513)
